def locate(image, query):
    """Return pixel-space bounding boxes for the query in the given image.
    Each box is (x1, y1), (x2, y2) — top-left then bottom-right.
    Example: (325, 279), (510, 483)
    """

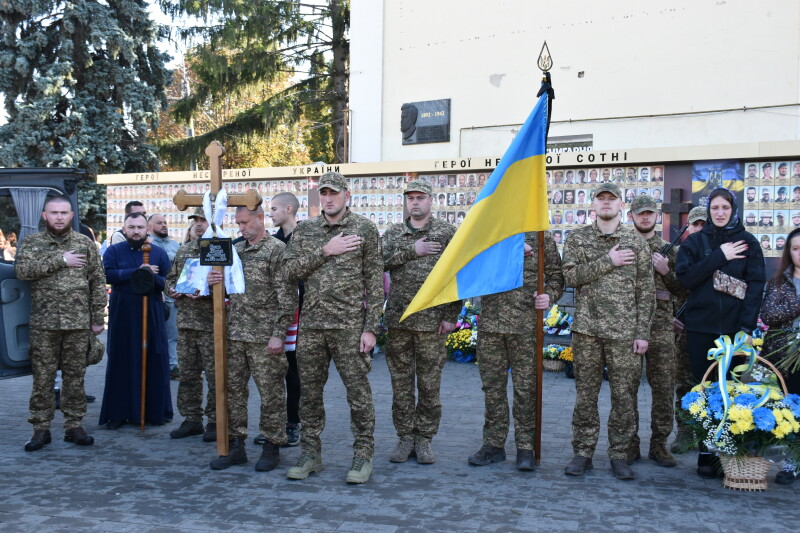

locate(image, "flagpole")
(534, 42), (554, 466)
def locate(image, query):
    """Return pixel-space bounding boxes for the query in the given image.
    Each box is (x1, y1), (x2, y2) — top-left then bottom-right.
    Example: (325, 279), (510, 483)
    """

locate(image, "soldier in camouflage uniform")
(284, 172), (383, 484)
(470, 232), (564, 471)
(562, 183), (655, 480)
(208, 205), (297, 472)
(671, 206), (706, 453)
(629, 195), (685, 467)
(164, 208), (216, 443)
(16, 196), (107, 451)
(381, 179), (460, 465)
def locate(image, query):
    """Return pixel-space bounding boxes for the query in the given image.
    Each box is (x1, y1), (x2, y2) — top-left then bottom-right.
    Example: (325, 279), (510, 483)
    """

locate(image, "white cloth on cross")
(192, 190), (246, 295)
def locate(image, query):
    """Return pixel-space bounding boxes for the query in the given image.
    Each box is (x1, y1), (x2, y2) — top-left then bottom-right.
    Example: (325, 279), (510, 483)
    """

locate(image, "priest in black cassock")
(99, 212), (174, 428)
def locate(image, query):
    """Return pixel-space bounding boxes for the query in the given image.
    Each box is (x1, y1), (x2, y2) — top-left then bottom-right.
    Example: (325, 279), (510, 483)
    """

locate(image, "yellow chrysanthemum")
(734, 384), (750, 394)
(699, 409), (708, 418)
(769, 389), (784, 401)
(774, 409), (785, 423)
(689, 404), (701, 415)
(774, 421), (794, 439)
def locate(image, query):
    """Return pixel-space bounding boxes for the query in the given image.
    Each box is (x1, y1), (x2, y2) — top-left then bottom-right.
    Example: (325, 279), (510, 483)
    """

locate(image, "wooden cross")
(172, 141), (262, 457)
(662, 188), (693, 242)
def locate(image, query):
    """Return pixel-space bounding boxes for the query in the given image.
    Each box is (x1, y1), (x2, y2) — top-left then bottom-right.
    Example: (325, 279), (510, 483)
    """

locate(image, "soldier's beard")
(45, 220), (70, 236)
(597, 211), (619, 221)
(126, 236), (147, 250)
(633, 220), (656, 234)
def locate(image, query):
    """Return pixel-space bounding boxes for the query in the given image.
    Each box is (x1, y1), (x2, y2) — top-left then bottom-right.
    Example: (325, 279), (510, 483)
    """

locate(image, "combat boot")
(24, 429), (52, 452)
(64, 427), (94, 446)
(285, 423), (301, 447)
(287, 451), (324, 480)
(564, 455), (593, 476)
(468, 445), (506, 466)
(389, 437), (415, 463)
(255, 441), (280, 472)
(346, 456), (373, 484)
(516, 449), (535, 471)
(648, 444), (677, 467)
(611, 459), (635, 480)
(202, 423), (217, 442)
(209, 438), (247, 470)
(670, 426), (695, 454)
(414, 437), (435, 464)
(169, 420), (204, 439)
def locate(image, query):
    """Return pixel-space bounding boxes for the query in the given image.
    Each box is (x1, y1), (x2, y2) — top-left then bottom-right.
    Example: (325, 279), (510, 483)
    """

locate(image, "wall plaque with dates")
(401, 99), (451, 145)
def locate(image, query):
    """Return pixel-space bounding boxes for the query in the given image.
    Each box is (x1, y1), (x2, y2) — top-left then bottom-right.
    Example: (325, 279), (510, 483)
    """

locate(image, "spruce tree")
(158, 0), (348, 164)
(0, 0), (171, 229)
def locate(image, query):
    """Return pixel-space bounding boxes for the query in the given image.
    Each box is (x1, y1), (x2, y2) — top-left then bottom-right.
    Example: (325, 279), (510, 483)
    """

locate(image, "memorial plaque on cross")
(172, 141), (262, 456)
(662, 188), (693, 242)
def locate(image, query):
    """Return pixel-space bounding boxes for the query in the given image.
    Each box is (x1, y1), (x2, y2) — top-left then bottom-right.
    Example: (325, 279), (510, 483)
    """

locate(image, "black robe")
(99, 242), (174, 425)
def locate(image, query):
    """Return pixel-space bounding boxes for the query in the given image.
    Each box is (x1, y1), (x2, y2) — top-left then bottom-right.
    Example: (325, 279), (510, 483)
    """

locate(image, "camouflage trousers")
(226, 339), (288, 445)
(297, 328), (375, 459)
(674, 331), (694, 412)
(477, 331), (537, 451)
(385, 328), (447, 441)
(176, 328), (216, 424)
(28, 328), (91, 430)
(571, 333), (642, 460)
(631, 329), (675, 450)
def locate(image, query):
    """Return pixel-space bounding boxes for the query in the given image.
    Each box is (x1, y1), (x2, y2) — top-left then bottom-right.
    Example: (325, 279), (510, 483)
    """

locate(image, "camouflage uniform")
(382, 214), (460, 442)
(478, 232), (564, 451)
(15, 229), (106, 430)
(629, 232), (684, 452)
(284, 207), (383, 460)
(226, 237), (297, 444)
(164, 240), (216, 425)
(563, 220), (655, 460)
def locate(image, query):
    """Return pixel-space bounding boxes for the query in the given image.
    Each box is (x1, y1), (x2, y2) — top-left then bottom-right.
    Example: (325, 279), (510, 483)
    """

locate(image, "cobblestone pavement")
(0, 340), (796, 532)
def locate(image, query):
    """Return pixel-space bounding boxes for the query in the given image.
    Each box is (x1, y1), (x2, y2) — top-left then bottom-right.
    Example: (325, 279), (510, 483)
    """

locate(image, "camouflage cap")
(188, 206), (206, 220)
(318, 171), (348, 192)
(630, 195), (658, 214)
(592, 182), (621, 199)
(687, 206), (707, 224)
(404, 179), (433, 195)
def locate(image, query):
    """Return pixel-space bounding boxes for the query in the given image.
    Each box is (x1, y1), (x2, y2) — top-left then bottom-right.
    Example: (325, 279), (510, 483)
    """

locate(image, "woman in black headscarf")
(675, 188), (765, 477)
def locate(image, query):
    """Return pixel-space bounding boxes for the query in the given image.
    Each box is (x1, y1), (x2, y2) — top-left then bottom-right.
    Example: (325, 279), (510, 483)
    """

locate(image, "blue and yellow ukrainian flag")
(401, 93), (550, 321)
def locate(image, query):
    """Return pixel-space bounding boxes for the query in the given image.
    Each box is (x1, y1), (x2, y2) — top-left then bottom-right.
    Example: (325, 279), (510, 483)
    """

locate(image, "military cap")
(318, 171), (348, 192)
(687, 206), (707, 224)
(592, 182), (621, 199)
(779, 162), (788, 168)
(188, 206), (206, 220)
(630, 195), (658, 214)
(404, 179), (432, 196)
(87, 334), (105, 366)
(762, 162), (772, 169)
(778, 186), (788, 194)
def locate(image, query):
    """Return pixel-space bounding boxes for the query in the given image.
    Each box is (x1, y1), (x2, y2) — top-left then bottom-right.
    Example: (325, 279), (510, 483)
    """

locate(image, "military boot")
(255, 441), (280, 472)
(345, 456), (373, 484)
(670, 426), (695, 454)
(564, 455), (593, 476)
(170, 420), (204, 439)
(389, 437), (415, 463)
(24, 429), (52, 452)
(611, 459), (635, 480)
(516, 449), (535, 471)
(64, 427), (94, 446)
(209, 438), (247, 470)
(202, 423), (217, 442)
(287, 451), (324, 480)
(626, 446), (641, 465)
(649, 444), (677, 467)
(468, 445), (506, 466)
(414, 437), (435, 464)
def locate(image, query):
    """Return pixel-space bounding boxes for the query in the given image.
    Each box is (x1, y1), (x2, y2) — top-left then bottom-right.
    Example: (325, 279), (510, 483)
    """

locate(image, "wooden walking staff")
(140, 243), (152, 431)
(535, 42), (555, 465)
(172, 141), (262, 456)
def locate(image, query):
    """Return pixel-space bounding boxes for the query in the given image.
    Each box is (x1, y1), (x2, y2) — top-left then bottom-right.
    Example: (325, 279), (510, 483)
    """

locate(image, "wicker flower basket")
(719, 454), (771, 491)
(543, 359), (564, 372)
(699, 355), (787, 492)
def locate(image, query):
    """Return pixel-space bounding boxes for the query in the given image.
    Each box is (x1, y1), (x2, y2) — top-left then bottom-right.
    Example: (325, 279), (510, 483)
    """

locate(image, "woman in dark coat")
(675, 188), (766, 477)
(759, 227), (800, 485)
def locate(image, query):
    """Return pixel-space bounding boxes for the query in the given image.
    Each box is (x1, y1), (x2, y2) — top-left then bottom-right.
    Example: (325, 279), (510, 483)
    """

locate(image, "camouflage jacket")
(382, 217), (461, 331)
(480, 232), (565, 334)
(228, 237), (297, 343)
(645, 234), (685, 333)
(164, 240), (213, 331)
(284, 209), (383, 334)
(563, 221), (655, 340)
(15, 229), (106, 330)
